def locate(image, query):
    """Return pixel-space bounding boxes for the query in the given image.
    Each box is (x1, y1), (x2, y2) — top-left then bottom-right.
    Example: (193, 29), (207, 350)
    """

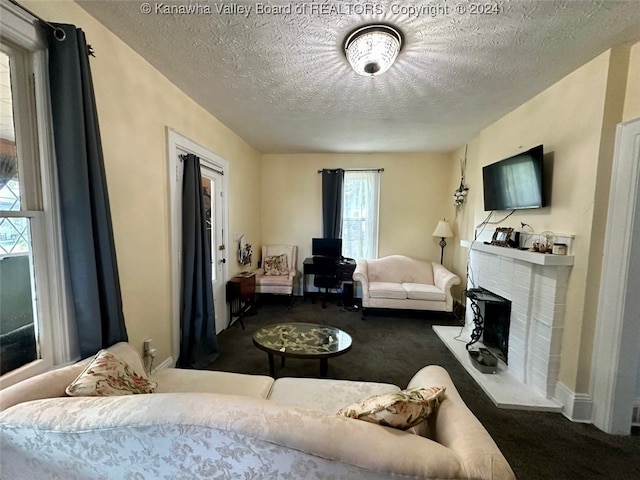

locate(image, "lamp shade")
(432, 220), (454, 238)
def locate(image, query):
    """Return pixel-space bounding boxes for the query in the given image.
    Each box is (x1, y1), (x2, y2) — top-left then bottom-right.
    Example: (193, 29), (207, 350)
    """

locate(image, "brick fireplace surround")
(434, 232), (574, 412)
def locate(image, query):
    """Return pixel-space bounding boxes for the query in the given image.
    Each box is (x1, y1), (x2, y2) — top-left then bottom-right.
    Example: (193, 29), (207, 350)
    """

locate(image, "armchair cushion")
(256, 274), (293, 287)
(264, 254), (289, 276)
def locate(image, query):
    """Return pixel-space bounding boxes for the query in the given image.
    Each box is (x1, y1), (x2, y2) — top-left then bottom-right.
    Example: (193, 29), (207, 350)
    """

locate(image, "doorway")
(167, 128), (229, 360)
(591, 117), (640, 434)
(200, 165), (227, 332)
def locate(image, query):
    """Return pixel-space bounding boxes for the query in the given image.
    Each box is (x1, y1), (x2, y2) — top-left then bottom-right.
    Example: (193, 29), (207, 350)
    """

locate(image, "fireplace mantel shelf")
(460, 240), (574, 266)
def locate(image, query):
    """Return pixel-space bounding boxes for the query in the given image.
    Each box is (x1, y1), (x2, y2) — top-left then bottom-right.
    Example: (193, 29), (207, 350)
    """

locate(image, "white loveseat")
(353, 255), (461, 319)
(0, 342), (514, 479)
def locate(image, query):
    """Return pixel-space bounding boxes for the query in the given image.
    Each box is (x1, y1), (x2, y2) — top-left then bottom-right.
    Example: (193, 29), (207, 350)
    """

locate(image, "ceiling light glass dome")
(344, 25), (402, 76)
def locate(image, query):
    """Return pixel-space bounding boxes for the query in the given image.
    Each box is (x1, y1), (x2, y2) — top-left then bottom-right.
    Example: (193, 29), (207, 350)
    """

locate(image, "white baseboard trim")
(151, 356), (175, 375)
(555, 381), (593, 423)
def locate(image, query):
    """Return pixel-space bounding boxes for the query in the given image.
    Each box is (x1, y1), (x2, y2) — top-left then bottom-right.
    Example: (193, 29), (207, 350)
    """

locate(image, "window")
(341, 170), (380, 260)
(0, 3), (72, 388)
(0, 49), (39, 375)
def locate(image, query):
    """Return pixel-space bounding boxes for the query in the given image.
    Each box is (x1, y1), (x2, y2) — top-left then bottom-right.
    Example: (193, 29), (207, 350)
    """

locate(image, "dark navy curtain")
(321, 169), (344, 238)
(47, 24), (127, 357)
(177, 154), (218, 368)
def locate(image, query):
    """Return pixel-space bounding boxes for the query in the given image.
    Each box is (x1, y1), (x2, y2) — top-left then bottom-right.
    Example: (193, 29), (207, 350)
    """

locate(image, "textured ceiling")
(76, 0), (640, 153)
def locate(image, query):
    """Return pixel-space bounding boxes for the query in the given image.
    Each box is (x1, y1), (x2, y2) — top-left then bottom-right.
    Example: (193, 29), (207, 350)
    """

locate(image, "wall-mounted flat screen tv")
(482, 145), (545, 211)
(312, 238), (342, 258)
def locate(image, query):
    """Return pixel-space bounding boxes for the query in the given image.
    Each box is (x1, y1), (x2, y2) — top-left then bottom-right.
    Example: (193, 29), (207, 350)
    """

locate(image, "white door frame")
(167, 128), (229, 360)
(591, 117), (640, 434)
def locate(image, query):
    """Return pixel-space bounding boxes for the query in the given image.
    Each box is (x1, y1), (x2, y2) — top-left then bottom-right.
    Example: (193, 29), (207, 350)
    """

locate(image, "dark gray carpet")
(208, 297), (640, 479)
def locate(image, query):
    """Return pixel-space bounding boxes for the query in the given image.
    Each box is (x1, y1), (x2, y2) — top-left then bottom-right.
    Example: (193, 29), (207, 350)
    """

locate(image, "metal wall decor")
(454, 145), (469, 208)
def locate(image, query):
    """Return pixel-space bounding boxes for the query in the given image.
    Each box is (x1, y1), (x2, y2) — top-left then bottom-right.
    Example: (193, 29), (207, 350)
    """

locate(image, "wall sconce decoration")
(453, 145), (469, 208)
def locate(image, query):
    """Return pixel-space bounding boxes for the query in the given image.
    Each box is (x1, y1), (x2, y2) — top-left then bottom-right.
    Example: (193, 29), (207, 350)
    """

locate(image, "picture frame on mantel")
(491, 227), (514, 247)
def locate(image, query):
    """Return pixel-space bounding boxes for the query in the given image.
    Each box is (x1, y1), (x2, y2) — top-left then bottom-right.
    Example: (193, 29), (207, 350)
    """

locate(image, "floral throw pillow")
(336, 386), (446, 430)
(264, 254), (289, 276)
(66, 349), (157, 397)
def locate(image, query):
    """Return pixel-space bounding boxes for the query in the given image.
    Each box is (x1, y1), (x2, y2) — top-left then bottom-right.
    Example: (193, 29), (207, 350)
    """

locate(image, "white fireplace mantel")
(459, 240), (574, 266)
(435, 236), (573, 412)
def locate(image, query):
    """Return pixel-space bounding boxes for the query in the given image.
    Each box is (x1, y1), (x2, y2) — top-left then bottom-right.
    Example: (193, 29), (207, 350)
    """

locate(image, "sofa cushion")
(152, 369), (274, 399)
(367, 255), (435, 285)
(402, 283), (446, 301)
(268, 378), (401, 414)
(264, 254), (288, 275)
(368, 282), (407, 299)
(66, 349), (157, 397)
(336, 386), (446, 430)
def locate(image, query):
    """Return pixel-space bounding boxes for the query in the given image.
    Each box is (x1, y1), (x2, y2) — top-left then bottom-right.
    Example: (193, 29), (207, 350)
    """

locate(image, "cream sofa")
(0, 342), (514, 479)
(353, 255), (461, 318)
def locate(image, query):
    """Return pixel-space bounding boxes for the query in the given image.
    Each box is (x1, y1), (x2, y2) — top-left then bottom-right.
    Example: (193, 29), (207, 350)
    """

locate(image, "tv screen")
(482, 145), (545, 211)
(312, 238), (342, 258)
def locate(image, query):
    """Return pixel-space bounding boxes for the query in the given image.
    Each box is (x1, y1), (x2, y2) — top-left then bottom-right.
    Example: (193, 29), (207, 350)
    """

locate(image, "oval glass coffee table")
(252, 322), (352, 377)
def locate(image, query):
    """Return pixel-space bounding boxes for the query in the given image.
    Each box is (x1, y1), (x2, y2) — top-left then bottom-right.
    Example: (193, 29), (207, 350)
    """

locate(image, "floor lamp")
(432, 219), (454, 264)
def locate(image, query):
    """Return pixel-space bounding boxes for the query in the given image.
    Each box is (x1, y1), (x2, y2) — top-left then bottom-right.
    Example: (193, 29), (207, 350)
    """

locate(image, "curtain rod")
(317, 168), (384, 173)
(179, 154), (224, 176)
(9, 0), (66, 41)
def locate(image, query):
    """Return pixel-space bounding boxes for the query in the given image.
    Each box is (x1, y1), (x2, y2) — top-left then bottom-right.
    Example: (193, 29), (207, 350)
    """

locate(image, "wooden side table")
(226, 272), (256, 330)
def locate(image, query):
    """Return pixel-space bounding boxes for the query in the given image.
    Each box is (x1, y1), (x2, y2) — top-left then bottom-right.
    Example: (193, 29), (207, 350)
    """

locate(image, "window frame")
(0, 2), (74, 388)
(341, 170), (381, 261)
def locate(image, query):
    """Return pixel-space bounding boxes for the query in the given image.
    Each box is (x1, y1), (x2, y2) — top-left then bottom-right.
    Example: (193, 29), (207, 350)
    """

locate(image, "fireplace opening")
(466, 287), (511, 363)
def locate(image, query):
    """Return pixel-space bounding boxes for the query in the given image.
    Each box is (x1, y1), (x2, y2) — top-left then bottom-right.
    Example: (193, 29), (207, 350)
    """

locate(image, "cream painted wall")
(623, 41), (640, 122)
(450, 49), (629, 394)
(260, 153), (455, 292)
(27, 1), (262, 366)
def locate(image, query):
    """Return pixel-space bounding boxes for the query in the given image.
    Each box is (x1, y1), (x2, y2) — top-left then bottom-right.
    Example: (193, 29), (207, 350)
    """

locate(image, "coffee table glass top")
(252, 322), (352, 358)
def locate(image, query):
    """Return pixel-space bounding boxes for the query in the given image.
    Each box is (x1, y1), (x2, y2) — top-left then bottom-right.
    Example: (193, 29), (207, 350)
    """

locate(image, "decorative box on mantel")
(439, 230), (574, 411)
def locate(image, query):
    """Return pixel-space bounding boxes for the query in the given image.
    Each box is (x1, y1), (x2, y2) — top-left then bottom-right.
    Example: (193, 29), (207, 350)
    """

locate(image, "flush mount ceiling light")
(344, 24), (403, 76)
